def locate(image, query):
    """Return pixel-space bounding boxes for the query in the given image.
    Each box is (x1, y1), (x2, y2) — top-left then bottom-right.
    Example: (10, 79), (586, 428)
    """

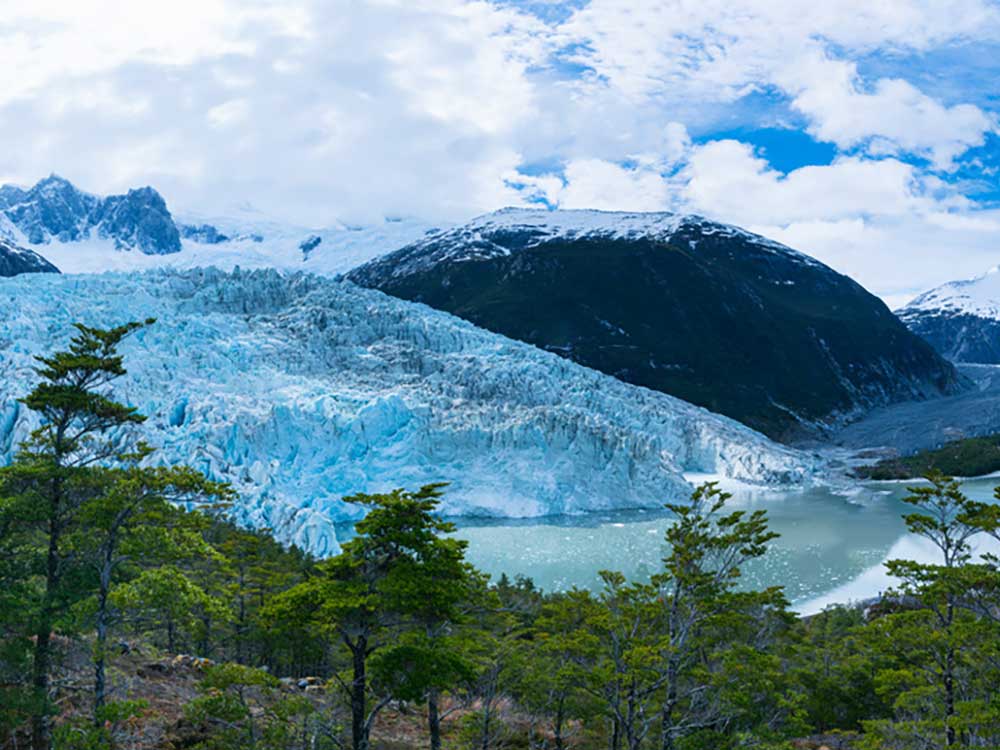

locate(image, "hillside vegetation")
(3, 322), (1000, 750)
(855, 433), (1000, 479)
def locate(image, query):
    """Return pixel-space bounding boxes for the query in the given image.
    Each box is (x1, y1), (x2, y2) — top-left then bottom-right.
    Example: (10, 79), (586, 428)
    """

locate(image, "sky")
(2, 1), (1000, 305)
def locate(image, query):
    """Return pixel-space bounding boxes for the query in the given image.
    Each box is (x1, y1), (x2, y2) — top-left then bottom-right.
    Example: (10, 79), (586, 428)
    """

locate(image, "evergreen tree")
(655, 482), (787, 750)
(863, 473), (1000, 749)
(0, 321), (152, 750)
(269, 483), (472, 750)
(0, 321), (233, 747)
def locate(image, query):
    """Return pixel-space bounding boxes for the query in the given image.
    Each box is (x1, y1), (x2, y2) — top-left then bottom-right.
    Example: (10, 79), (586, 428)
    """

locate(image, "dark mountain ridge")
(0, 236), (59, 276)
(350, 208), (965, 440)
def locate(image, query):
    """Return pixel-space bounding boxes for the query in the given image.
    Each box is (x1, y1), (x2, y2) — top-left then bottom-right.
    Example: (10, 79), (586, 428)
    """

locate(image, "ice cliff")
(0, 269), (821, 554)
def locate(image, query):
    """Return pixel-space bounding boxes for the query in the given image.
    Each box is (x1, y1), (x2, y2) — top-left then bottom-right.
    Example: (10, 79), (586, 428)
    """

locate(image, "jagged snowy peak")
(0, 236), (59, 276)
(898, 266), (1000, 363)
(0, 174), (440, 276)
(0, 269), (819, 555)
(91, 186), (181, 255)
(373, 207), (824, 277)
(0, 175), (180, 254)
(901, 266), (1000, 320)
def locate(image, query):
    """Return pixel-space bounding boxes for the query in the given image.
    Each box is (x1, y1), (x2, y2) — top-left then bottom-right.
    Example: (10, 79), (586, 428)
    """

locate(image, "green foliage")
(183, 663), (319, 750)
(856, 434), (1000, 480)
(52, 701), (149, 750)
(859, 473), (1000, 749)
(788, 605), (891, 733)
(270, 483), (484, 750)
(9, 323), (1000, 750)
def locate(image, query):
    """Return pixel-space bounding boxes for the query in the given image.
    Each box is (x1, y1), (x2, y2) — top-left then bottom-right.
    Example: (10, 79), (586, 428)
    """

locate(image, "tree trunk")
(32, 500), (61, 750)
(554, 694), (565, 750)
(350, 637), (368, 750)
(93, 540), (115, 724)
(480, 705), (491, 750)
(944, 603), (956, 747)
(660, 658), (679, 750)
(31, 627), (52, 750)
(428, 690), (442, 750)
(236, 576), (246, 664)
(945, 644), (956, 747)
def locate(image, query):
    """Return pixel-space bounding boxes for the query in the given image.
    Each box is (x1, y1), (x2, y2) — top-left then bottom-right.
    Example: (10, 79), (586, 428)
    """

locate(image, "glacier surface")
(0, 269), (821, 554)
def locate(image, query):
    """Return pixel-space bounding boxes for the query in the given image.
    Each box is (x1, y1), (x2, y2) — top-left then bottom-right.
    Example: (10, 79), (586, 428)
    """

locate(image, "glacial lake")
(447, 477), (1000, 615)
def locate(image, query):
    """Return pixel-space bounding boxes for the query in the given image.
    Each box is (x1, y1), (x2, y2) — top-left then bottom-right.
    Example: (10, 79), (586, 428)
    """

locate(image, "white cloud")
(556, 159), (672, 211)
(207, 99), (250, 129)
(1, 0), (999, 302)
(681, 140), (928, 224)
(560, 0), (1000, 165)
(777, 53), (996, 168)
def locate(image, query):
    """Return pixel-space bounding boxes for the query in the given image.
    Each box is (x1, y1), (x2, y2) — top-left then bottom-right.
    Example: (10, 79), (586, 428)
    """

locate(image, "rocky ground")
(8, 637), (863, 750)
(5, 638), (459, 750)
(810, 364), (1000, 457)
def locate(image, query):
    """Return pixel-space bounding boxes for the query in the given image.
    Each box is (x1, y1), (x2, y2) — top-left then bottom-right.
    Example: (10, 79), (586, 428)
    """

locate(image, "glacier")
(0, 268), (822, 555)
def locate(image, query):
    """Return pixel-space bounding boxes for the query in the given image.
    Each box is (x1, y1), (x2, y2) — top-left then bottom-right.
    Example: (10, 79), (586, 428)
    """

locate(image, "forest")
(2, 321), (1000, 750)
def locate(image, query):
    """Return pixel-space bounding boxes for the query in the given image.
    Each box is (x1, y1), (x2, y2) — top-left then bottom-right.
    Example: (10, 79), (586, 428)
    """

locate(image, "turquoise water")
(449, 478), (1000, 614)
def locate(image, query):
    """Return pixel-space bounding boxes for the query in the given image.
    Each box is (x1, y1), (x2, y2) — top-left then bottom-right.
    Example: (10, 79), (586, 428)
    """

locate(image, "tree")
(654, 481), (788, 750)
(112, 564), (230, 654)
(73, 465), (231, 721)
(788, 605), (891, 734)
(517, 592), (600, 750)
(863, 473), (1000, 749)
(269, 483), (472, 750)
(370, 526), (484, 750)
(0, 321), (153, 750)
(206, 524), (312, 668)
(183, 662), (318, 750)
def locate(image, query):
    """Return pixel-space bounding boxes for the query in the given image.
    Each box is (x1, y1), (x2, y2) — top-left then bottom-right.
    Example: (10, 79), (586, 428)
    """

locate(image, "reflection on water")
(448, 478), (1000, 615)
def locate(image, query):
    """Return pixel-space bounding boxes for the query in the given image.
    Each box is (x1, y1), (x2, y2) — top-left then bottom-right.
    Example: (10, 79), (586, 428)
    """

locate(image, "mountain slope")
(897, 266), (1000, 363)
(0, 175), (180, 254)
(0, 236), (59, 276)
(349, 208), (964, 440)
(0, 176), (438, 274)
(0, 269), (819, 554)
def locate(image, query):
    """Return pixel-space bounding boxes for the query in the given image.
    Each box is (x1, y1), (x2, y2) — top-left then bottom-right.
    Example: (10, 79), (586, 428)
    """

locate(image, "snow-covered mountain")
(898, 266), (1000, 363)
(357, 207), (826, 276)
(351, 208), (964, 441)
(0, 268), (820, 555)
(0, 175), (181, 254)
(0, 175), (439, 275)
(0, 235), (59, 276)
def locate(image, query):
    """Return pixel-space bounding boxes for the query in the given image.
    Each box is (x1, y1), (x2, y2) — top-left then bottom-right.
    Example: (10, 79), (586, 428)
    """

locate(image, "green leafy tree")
(206, 525), (313, 668)
(516, 592), (602, 750)
(863, 473), (1000, 749)
(654, 482), (788, 750)
(369, 525), (484, 750)
(269, 483), (471, 750)
(0, 321), (154, 750)
(111, 564), (230, 654)
(183, 663), (317, 750)
(788, 605), (891, 734)
(72, 465), (231, 721)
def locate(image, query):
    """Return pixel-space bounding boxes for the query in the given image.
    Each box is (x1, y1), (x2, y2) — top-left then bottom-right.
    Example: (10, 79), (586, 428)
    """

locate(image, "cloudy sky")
(3, 0), (1000, 304)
